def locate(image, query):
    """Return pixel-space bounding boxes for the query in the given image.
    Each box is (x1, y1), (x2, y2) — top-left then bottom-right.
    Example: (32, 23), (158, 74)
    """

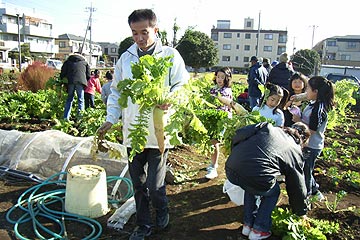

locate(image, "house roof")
(57, 33), (86, 42)
(328, 35), (360, 41)
(57, 34), (119, 47)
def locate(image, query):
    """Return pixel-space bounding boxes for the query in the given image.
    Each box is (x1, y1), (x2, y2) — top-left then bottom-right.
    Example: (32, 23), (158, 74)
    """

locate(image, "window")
(264, 34), (273, 40)
(59, 41), (66, 48)
(263, 46), (272, 52)
(347, 42), (356, 49)
(340, 54), (350, 61)
(222, 56), (231, 61)
(224, 33), (232, 38)
(246, 21), (252, 28)
(237, 33), (240, 38)
(9, 17), (16, 24)
(211, 32), (219, 41)
(244, 57), (249, 62)
(327, 40), (336, 46)
(326, 53), (336, 60)
(245, 33), (251, 39)
(223, 44), (231, 50)
(235, 56), (239, 61)
(278, 34), (287, 43)
(236, 45), (239, 49)
(111, 47), (117, 53)
(277, 46), (286, 55)
(244, 45), (250, 51)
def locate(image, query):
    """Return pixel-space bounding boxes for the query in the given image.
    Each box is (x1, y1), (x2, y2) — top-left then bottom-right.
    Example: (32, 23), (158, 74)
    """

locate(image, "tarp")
(0, 129), (128, 180)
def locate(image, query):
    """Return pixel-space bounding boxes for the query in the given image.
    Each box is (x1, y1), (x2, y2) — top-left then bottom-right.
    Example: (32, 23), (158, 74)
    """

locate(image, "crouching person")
(225, 122), (310, 240)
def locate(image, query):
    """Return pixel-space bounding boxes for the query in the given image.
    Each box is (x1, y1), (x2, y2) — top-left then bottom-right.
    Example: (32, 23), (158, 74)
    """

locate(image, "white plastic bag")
(223, 179), (245, 206)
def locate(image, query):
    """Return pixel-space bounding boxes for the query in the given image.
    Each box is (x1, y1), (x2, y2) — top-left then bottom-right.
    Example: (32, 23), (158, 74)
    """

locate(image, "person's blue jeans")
(128, 148), (169, 227)
(249, 96), (260, 109)
(303, 147), (322, 196)
(63, 83), (84, 120)
(243, 182), (280, 233)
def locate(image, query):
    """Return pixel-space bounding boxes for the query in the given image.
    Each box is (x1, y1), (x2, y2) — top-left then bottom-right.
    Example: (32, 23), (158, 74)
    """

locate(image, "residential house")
(97, 42), (119, 66)
(55, 33), (102, 68)
(211, 18), (287, 71)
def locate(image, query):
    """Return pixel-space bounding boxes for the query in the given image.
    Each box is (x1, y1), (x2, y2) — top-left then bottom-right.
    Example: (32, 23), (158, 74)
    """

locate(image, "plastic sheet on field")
(0, 129), (129, 182)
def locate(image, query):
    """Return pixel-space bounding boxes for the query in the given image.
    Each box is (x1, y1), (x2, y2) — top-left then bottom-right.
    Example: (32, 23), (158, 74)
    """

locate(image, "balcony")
(0, 22), (19, 34)
(23, 25), (53, 38)
(28, 41), (58, 54)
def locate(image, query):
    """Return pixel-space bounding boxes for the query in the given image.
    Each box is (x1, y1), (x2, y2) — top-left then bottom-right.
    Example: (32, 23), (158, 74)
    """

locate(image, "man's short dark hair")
(250, 56), (258, 62)
(128, 9), (157, 27)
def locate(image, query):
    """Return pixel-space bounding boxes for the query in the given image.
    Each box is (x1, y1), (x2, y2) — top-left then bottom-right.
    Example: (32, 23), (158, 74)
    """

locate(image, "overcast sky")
(2, 0), (359, 53)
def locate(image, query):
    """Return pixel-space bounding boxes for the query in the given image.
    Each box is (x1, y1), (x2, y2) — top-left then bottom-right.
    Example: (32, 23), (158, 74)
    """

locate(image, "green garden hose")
(6, 171), (133, 240)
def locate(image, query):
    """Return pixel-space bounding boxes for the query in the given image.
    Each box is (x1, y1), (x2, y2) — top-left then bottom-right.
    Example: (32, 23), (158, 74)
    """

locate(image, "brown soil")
(0, 115), (359, 240)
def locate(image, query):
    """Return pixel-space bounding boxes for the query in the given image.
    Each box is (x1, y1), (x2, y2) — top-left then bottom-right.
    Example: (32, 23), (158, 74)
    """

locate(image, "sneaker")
(206, 163), (218, 171)
(129, 225), (151, 240)
(248, 229), (271, 240)
(156, 212), (169, 230)
(241, 225), (252, 236)
(205, 168), (218, 179)
(313, 191), (325, 202)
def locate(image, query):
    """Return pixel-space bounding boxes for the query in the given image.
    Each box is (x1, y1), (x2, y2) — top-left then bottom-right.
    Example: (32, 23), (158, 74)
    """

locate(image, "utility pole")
(255, 11), (261, 57)
(16, 14), (22, 72)
(81, 3), (95, 65)
(292, 37), (296, 55)
(87, 3), (95, 66)
(172, 18), (179, 47)
(311, 25), (318, 49)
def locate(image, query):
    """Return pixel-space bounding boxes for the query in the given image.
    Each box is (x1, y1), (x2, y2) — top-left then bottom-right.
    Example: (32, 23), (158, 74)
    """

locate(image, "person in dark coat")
(225, 122), (310, 239)
(267, 52), (294, 91)
(60, 53), (91, 120)
(247, 56), (268, 109)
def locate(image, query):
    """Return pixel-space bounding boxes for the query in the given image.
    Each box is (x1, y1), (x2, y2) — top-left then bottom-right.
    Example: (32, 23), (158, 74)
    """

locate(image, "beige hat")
(279, 52), (288, 63)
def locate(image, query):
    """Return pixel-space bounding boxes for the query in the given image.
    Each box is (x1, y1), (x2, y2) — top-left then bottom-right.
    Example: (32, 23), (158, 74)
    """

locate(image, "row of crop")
(0, 74), (358, 144)
(0, 73), (359, 239)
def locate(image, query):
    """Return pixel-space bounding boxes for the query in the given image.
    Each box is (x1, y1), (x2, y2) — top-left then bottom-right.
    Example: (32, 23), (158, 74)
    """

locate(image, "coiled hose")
(6, 171), (133, 240)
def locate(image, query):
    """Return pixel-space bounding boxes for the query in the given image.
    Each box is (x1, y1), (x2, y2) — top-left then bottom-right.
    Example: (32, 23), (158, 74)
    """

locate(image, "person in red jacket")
(84, 69), (102, 109)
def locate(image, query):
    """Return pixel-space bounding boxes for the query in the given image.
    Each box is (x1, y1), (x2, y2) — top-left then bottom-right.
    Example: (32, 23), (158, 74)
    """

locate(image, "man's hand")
(157, 103), (171, 111)
(97, 121), (113, 138)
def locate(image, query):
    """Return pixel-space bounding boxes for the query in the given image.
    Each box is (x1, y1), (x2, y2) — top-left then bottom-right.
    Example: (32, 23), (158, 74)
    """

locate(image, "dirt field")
(0, 114), (359, 240)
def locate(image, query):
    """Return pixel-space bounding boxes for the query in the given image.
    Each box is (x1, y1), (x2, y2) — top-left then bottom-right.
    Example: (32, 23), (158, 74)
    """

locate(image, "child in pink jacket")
(84, 69), (102, 109)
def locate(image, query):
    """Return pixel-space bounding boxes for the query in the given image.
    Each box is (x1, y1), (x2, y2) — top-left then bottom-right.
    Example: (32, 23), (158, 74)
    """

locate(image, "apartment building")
(314, 35), (360, 67)
(0, 3), (58, 67)
(211, 18), (287, 71)
(56, 33), (102, 68)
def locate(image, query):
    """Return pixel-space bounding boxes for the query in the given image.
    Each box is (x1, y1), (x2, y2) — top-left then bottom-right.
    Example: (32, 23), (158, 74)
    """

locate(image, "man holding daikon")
(97, 9), (189, 240)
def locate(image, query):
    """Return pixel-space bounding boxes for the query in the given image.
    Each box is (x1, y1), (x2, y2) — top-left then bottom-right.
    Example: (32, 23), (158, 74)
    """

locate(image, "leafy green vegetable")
(117, 55), (174, 160)
(271, 207), (339, 239)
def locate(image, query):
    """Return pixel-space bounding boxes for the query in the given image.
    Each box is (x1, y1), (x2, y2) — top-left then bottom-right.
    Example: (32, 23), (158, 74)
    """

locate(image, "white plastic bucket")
(65, 164), (110, 218)
(223, 179), (245, 206)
